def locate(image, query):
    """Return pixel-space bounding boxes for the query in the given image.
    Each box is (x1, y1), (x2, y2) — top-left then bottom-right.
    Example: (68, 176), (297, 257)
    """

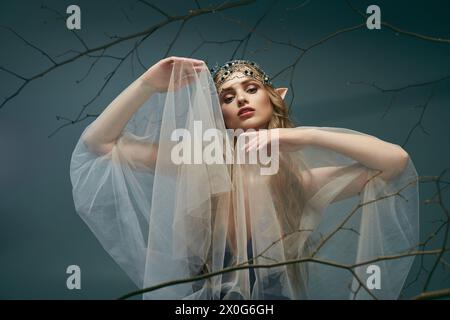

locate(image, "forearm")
(82, 75), (156, 149)
(303, 128), (410, 178)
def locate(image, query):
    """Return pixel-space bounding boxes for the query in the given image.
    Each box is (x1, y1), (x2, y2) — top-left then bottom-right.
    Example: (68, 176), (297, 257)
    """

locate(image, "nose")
(237, 92), (248, 106)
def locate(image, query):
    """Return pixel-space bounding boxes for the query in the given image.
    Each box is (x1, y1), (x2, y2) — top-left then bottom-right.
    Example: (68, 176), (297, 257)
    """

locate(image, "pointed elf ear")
(275, 87), (288, 100)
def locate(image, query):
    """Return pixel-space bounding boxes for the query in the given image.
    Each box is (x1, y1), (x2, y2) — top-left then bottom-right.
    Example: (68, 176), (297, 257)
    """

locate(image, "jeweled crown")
(209, 59), (273, 91)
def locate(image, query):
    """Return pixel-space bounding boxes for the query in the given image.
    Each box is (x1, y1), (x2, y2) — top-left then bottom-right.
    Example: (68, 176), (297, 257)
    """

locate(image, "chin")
(240, 119), (269, 131)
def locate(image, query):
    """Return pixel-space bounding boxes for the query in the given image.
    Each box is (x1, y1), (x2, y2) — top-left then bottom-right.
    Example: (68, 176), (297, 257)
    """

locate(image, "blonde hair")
(265, 85), (295, 130)
(199, 83), (310, 297)
(237, 84), (310, 293)
(264, 84), (310, 296)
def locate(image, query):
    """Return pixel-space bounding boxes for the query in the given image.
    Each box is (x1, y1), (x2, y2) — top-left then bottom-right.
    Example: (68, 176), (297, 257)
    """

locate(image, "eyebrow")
(219, 79), (257, 95)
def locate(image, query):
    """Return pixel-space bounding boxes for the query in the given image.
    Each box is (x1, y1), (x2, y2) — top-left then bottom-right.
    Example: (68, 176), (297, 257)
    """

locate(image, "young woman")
(70, 57), (419, 299)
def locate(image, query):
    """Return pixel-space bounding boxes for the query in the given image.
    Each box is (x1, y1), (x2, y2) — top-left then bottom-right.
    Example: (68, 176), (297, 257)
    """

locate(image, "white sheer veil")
(70, 60), (419, 299)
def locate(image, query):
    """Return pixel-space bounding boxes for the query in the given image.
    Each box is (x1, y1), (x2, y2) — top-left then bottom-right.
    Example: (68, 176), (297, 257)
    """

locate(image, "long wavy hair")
(208, 83), (311, 297)
(255, 84), (311, 297)
(263, 85), (308, 241)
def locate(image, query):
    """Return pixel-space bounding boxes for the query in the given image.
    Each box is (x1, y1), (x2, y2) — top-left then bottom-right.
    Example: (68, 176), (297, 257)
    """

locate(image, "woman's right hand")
(139, 56), (206, 93)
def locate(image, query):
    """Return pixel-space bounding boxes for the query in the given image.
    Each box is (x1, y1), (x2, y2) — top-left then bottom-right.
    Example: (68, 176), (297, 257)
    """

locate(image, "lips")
(237, 107), (255, 116)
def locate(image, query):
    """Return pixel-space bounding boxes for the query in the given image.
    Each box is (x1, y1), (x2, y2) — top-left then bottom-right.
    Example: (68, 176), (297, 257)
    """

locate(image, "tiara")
(209, 59), (273, 90)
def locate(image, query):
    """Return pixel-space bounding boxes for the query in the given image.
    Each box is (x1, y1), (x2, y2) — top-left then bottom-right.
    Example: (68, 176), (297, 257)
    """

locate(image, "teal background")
(0, 0), (449, 299)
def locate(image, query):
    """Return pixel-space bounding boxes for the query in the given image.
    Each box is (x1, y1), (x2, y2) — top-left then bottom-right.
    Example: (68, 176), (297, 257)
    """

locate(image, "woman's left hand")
(239, 128), (313, 154)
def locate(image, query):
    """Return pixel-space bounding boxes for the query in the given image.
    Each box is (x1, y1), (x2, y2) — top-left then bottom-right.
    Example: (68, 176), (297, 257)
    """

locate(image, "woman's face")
(218, 75), (273, 130)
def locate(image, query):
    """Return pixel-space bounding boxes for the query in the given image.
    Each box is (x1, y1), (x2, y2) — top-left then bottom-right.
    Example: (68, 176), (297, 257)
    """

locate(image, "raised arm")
(293, 128), (409, 203)
(82, 56), (205, 171)
(82, 77), (156, 153)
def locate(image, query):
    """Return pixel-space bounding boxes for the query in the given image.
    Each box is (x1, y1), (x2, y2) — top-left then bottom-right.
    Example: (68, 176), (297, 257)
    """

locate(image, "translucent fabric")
(69, 60), (419, 299)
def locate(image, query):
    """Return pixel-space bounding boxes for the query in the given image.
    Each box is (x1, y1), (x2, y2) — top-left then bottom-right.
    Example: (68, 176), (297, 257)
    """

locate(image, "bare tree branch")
(348, 75), (450, 147)
(138, 0), (172, 19)
(118, 173), (450, 300)
(118, 246), (450, 300)
(1, 0), (449, 300)
(413, 288), (450, 300)
(0, 25), (57, 65)
(40, 3), (90, 50)
(0, 0), (257, 110)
